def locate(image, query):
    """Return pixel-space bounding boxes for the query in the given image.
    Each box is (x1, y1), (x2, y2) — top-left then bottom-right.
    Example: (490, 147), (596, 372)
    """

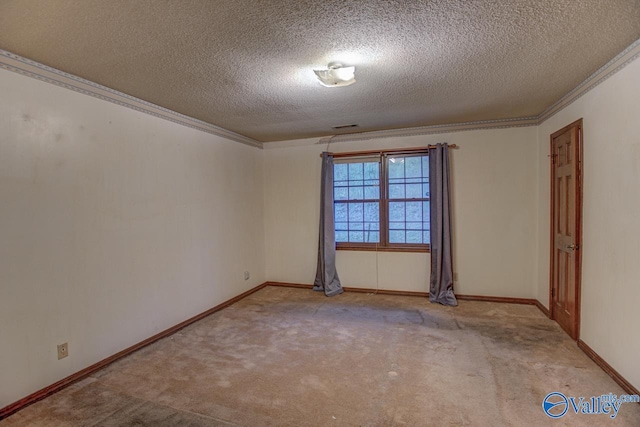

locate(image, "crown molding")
(0, 49), (263, 149)
(537, 37), (640, 124)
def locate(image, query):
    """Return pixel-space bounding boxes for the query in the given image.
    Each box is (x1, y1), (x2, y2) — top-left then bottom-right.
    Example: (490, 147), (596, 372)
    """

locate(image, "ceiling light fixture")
(314, 62), (356, 87)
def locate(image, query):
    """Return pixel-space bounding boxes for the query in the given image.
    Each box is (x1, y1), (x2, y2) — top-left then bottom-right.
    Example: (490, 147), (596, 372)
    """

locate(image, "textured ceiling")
(1, 0), (639, 143)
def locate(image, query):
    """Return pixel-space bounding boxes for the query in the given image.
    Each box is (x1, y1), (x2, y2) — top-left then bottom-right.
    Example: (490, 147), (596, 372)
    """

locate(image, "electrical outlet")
(57, 343), (69, 360)
(244, 271), (250, 280)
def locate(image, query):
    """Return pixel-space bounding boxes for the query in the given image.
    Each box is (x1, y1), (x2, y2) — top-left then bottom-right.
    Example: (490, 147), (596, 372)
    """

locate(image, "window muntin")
(333, 152), (430, 251)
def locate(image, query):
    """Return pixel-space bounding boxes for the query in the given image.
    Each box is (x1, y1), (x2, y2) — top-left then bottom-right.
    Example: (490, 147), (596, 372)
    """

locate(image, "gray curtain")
(429, 143), (458, 306)
(314, 152), (343, 297)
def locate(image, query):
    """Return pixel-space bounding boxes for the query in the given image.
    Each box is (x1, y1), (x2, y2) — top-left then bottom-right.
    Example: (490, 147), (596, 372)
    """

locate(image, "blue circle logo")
(543, 392), (569, 418)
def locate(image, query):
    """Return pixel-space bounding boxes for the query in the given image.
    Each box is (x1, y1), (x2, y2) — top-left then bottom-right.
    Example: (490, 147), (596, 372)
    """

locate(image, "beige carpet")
(2, 286), (639, 426)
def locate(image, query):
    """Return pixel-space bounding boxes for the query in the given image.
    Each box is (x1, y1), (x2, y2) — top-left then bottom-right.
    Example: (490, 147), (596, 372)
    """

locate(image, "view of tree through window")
(333, 152), (430, 251)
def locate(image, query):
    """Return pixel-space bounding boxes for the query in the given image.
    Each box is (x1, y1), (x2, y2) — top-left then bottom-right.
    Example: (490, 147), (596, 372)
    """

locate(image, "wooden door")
(550, 119), (583, 340)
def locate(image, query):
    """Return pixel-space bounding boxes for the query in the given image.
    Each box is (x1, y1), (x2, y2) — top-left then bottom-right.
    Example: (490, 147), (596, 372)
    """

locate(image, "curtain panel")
(429, 143), (458, 306)
(314, 152), (343, 297)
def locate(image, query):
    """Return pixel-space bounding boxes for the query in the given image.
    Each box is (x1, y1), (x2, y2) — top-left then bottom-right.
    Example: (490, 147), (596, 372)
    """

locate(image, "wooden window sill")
(336, 245), (430, 253)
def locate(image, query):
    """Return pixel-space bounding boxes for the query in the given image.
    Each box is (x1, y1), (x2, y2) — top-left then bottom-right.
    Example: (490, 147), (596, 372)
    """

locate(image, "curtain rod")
(320, 144), (458, 158)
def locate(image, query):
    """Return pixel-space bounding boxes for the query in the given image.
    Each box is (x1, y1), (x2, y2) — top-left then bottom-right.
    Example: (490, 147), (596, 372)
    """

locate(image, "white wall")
(264, 126), (538, 297)
(0, 68), (265, 408)
(535, 56), (640, 389)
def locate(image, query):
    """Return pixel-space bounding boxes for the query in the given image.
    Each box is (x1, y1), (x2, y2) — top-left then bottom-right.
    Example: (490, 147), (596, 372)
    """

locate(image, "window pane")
(334, 163), (348, 181)
(364, 162), (379, 179)
(406, 230), (422, 243)
(389, 230), (405, 243)
(365, 231), (380, 243)
(335, 204), (347, 222)
(348, 203), (363, 222)
(336, 231), (348, 242)
(422, 201), (430, 221)
(406, 183), (422, 199)
(406, 202), (422, 222)
(348, 163), (363, 180)
(349, 231), (364, 242)
(388, 184), (405, 199)
(335, 222), (348, 231)
(406, 222), (422, 230)
(364, 185), (379, 199)
(334, 187), (348, 201)
(349, 186), (364, 200)
(364, 202), (379, 222)
(405, 157), (422, 177)
(422, 184), (430, 199)
(389, 202), (405, 222)
(388, 158), (404, 179)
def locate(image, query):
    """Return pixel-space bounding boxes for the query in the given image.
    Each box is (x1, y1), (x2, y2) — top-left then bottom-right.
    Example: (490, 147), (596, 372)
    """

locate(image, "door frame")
(549, 118), (583, 340)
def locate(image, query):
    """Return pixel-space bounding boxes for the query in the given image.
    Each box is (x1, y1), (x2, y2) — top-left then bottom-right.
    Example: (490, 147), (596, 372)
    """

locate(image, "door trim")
(549, 118), (583, 340)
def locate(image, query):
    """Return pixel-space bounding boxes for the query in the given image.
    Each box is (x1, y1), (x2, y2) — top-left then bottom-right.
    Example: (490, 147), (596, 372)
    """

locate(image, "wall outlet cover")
(57, 343), (69, 360)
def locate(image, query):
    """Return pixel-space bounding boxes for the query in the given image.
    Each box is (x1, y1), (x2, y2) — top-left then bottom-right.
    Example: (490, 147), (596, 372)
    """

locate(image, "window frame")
(334, 149), (430, 253)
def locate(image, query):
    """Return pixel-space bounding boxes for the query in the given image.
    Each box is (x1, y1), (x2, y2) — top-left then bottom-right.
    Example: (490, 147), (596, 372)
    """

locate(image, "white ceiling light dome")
(313, 62), (356, 87)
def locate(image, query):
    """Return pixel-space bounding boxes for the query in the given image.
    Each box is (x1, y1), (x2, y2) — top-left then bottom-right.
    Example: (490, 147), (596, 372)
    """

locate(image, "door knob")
(566, 244), (578, 250)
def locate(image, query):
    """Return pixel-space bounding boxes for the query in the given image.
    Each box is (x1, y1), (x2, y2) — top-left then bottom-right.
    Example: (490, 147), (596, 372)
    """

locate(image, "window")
(333, 150), (430, 252)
